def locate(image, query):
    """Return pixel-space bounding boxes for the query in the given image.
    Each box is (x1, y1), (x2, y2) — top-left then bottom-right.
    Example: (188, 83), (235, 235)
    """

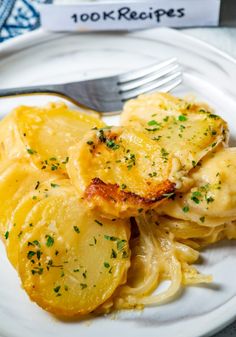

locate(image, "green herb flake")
(87, 140), (94, 145)
(45, 235), (54, 247)
(27, 251), (36, 260)
(206, 196), (214, 204)
(73, 226), (80, 234)
(95, 219), (103, 226)
(121, 184), (127, 190)
(191, 191), (202, 204)
(104, 235), (118, 241)
(111, 249), (117, 259)
(147, 120), (159, 126)
(26, 148), (37, 155)
(117, 240), (127, 251)
(106, 139), (120, 150)
(61, 157), (68, 165)
(4, 231), (9, 240)
(178, 115), (187, 122)
(208, 113), (219, 120)
(182, 206), (189, 213)
(54, 286), (61, 293)
(35, 181), (40, 190)
(199, 216), (205, 223)
(104, 262), (110, 268)
(80, 283), (87, 289)
(51, 183), (60, 188)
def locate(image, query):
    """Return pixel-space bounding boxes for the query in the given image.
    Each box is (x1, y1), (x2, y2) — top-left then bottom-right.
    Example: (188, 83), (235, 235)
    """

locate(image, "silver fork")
(0, 58), (182, 114)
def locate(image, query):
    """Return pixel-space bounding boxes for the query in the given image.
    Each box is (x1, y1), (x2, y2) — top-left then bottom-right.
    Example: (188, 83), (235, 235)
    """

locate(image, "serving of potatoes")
(0, 102), (130, 317)
(0, 94), (231, 317)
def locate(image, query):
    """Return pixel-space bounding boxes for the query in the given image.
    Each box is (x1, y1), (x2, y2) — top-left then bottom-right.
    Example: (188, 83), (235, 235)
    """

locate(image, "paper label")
(40, 0), (221, 31)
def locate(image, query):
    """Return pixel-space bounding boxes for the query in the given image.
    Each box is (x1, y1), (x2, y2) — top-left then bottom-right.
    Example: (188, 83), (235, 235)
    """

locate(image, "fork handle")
(0, 84), (63, 98)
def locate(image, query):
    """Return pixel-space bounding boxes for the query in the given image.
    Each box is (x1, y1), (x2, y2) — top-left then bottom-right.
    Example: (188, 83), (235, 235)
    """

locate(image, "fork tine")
(118, 58), (177, 83)
(119, 64), (180, 92)
(121, 72), (182, 100)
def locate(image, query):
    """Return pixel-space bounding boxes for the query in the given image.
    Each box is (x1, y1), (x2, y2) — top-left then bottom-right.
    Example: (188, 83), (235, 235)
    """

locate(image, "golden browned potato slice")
(121, 93), (228, 174)
(0, 160), (57, 240)
(67, 100), (227, 219)
(67, 126), (176, 218)
(18, 182), (130, 317)
(0, 103), (105, 174)
(6, 179), (68, 269)
(158, 147), (236, 226)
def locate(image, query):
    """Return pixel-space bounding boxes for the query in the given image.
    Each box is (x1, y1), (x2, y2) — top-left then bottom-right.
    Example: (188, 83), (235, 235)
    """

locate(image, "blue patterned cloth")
(0, 0), (53, 42)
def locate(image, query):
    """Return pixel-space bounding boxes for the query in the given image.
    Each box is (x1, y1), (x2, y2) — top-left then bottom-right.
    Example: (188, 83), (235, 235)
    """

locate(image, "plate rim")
(0, 27), (236, 337)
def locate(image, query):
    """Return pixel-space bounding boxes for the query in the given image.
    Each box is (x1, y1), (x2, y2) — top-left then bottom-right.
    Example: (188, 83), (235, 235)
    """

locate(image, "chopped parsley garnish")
(206, 196), (214, 204)
(35, 181), (40, 190)
(111, 249), (117, 259)
(98, 129), (106, 143)
(62, 157), (69, 164)
(148, 172), (157, 177)
(26, 148), (37, 155)
(51, 183), (60, 188)
(117, 240), (127, 251)
(27, 251), (36, 260)
(73, 269), (80, 272)
(80, 283), (87, 289)
(138, 208), (143, 213)
(87, 140), (94, 145)
(199, 216), (205, 223)
(45, 235), (54, 247)
(125, 153), (136, 170)
(32, 196), (37, 200)
(145, 127), (159, 132)
(182, 206), (189, 213)
(147, 120), (159, 126)
(104, 235), (118, 241)
(73, 226), (80, 234)
(104, 262), (110, 268)
(121, 184), (127, 190)
(4, 231), (9, 240)
(191, 191), (202, 204)
(192, 160), (197, 168)
(208, 113), (219, 120)
(95, 219), (103, 226)
(31, 267), (43, 275)
(178, 115), (187, 121)
(152, 136), (162, 141)
(161, 148), (169, 163)
(54, 286), (61, 293)
(51, 164), (58, 171)
(106, 139), (120, 150)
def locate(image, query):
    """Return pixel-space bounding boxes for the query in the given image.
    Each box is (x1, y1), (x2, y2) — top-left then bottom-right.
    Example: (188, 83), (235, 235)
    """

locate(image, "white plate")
(0, 27), (236, 337)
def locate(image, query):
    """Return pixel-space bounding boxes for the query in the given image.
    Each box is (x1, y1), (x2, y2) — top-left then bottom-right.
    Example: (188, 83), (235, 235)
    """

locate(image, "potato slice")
(0, 102), (105, 174)
(67, 112), (227, 219)
(158, 147), (236, 226)
(121, 92), (228, 173)
(18, 183), (130, 317)
(67, 126), (176, 218)
(0, 160), (57, 240)
(6, 179), (69, 269)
